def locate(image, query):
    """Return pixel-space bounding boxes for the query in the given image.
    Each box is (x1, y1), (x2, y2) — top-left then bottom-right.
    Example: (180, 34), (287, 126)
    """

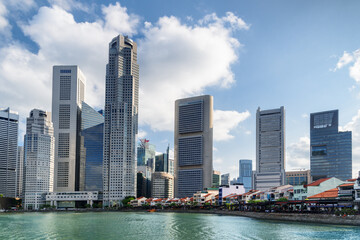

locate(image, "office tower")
(286, 170), (311, 185)
(239, 159), (252, 192)
(0, 108), (19, 198)
(221, 173), (230, 185)
(24, 109), (54, 210)
(255, 107), (285, 191)
(16, 146), (24, 198)
(152, 172), (174, 198)
(103, 35), (139, 206)
(80, 102), (104, 191)
(155, 146), (170, 173)
(52, 65), (86, 192)
(137, 139), (156, 169)
(212, 170), (221, 188)
(136, 166), (152, 198)
(169, 158), (174, 176)
(174, 95), (213, 198)
(310, 110), (352, 181)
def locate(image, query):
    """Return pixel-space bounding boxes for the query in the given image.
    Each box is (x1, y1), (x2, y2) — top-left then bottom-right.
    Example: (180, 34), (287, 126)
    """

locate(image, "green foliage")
(85, 204), (91, 208)
(335, 208), (357, 216)
(122, 196), (135, 206)
(0, 194), (3, 198)
(248, 200), (267, 204)
(276, 197), (288, 202)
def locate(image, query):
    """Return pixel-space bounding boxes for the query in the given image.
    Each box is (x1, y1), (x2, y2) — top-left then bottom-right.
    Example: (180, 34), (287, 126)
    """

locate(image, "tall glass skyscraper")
(310, 110), (352, 181)
(239, 159), (252, 192)
(175, 95), (213, 198)
(80, 102), (104, 192)
(255, 107), (285, 191)
(136, 139), (155, 197)
(0, 108), (19, 198)
(103, 35), (139, 206)
(155, 146), (170, 173)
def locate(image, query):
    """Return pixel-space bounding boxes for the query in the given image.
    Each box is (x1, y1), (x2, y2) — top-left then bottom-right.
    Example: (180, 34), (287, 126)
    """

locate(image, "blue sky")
(1, 0), (360, 179)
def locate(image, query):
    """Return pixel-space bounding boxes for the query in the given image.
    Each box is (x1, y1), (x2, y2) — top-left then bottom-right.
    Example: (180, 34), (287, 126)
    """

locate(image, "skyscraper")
(255, 107), (285, 191)
(155, 146), (170, 173)
(80, 102), (104, 192)
(16, 146), (24, 198)
(310, 110), (352, 181)
(212, 170), (221, 188)
(24, 109), (54, 210)
(52, 65), (86, 192)
(221, 173), (230, 185)
(174, 95), (213, 198)
(0, 108), (19, 198)
(103, 35), (139, 206)
(238, 159), (252, 192)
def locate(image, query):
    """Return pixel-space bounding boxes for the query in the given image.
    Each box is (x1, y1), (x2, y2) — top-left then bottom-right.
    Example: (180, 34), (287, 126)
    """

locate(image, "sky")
(1, 0), (360, 180)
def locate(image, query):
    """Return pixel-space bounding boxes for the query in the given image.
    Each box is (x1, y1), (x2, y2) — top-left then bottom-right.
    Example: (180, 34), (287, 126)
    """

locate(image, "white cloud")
(301, 113), (308, 118)
(139, 13), (249, 132)
(213, 110), (250, 141)
(48, 0), (86, 11)
(138, 129), (147, 139)
(102, 2), (140, 36)
(333, 49), (360, 82)
(0, 1), (10, 35)
(0, 4), (140, 142)
(245, 130), (251, 135)
(286, 136), (310, 171)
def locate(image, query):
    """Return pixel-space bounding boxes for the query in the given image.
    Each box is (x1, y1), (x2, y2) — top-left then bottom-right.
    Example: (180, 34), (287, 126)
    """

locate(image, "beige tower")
(174, 95), (213, 198)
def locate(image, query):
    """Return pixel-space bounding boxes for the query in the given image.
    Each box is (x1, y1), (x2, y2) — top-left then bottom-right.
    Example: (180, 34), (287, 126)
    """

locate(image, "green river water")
(0, 212), (359, 239)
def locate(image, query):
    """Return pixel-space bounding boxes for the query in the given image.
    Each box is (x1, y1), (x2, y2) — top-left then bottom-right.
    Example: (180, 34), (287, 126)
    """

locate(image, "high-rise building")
(24, 109), (54, 210)
(221, 173), (230, 186)
(175, 95), (213, 198)
(286, 169), (311, 185)
(155, 146), (170, 173)
(103, 35), (139, 206)
(310, 110), (352, 181)
(0, 108), (19, 198)
(238, 159), (252, 192)
(16, 146), (24, 198)
(255, 107), (285, 191)
(52, 65), (86, 192)
(152, 172), (174, 199)
(137, 139), (156, 169)
(212, 170), (221, 188)
(80, 102), (104, 192)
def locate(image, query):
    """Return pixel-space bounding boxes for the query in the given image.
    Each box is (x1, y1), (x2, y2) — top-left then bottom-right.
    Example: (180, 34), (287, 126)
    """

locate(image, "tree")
(0, 194), (3, 198)
(276, 197), (288, 202)
(122, 196), (135, 206)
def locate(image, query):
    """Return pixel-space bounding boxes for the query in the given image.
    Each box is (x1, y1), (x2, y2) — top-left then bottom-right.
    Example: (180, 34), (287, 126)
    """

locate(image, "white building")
(219, 184), (246, 205)
(16, 146), (24, 198)
(52, 66), (86, 192)
(0, 108), (19, 198)
(24, 109), (54, 210)
(103, 35), (139, 206)
(255, 107), (285, 191)
(174, 95), (213, 198)
(46, 191), (98, 209)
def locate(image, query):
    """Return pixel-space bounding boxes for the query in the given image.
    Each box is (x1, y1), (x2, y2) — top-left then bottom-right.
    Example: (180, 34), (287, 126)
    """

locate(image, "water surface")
(0, 212), (359, 239)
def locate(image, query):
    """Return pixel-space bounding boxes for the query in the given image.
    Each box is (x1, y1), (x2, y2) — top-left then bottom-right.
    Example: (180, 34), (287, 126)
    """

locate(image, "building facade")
(221, 173), (230, 186)
(0, 108), (19, 198)
(286, 169), (311, 186)
(16, 146), (24, 198)
(255, 107), (285, 191)
(219, 184), (246, 205)
(238, 159), (252, 192)
(24, 109), (54, 210)
(80, 103), (104, 192)
(174, 95), (213, 198)
(103, 35), (139, 206)
(155, 146), (170, 173)
(52, 65), (86, 192)
(310, 110), (352, 181)
(212, 170), (221, 188)
(152, 172), (174, 199)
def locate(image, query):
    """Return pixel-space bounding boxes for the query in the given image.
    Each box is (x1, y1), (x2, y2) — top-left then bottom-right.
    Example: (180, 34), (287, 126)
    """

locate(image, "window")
(312, 145), (327, 156)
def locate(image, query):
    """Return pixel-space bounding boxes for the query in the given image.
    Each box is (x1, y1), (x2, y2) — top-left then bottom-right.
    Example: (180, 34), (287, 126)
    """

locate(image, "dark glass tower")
(238, 159), (252, 192)
(310, 110), (352, 181)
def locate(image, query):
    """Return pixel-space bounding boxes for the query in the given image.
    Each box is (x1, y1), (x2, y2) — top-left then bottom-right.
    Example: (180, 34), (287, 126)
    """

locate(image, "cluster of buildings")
(0, 34), (356, 211)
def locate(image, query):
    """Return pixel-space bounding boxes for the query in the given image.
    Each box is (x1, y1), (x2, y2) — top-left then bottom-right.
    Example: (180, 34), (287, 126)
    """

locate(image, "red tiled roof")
(146, 198), (153, 202)
(339, 183), (354, 187)
(153, 199), (163, 202)
(347, 178), (357, 182)
(308, 188), (338, 199)
(305, 178), (331, 187)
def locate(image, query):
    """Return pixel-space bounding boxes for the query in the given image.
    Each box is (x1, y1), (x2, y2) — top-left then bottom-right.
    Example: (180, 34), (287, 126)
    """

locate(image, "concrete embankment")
(158, 209), (360, 226)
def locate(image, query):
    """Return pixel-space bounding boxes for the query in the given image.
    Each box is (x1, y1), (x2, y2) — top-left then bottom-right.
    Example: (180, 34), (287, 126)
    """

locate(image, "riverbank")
(2, 208), (360, 226)
(156, 209), (360, 226)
